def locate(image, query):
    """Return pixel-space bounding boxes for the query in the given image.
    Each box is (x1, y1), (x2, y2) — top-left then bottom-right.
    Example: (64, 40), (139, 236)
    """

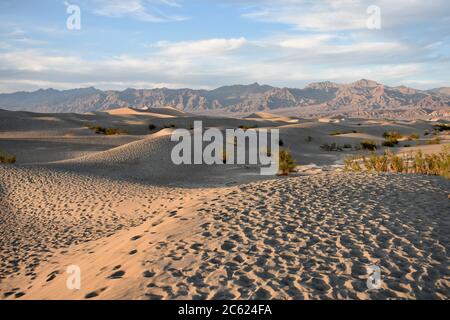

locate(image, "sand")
(0, 107), (449, 300)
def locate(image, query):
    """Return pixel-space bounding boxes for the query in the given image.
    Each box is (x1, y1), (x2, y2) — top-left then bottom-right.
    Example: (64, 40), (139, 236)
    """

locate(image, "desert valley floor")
(0, 107), (449, 299)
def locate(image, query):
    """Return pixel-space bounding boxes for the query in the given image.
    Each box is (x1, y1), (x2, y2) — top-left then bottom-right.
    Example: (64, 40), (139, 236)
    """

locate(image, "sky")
(0, 0), (449, 93)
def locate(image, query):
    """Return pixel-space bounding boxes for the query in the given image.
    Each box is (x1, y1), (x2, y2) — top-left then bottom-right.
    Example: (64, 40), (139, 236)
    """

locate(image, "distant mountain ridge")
(0, 80), (449, 119)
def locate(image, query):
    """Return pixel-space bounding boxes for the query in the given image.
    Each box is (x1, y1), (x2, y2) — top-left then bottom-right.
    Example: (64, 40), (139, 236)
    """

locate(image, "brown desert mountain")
(0, 79), (448, 119)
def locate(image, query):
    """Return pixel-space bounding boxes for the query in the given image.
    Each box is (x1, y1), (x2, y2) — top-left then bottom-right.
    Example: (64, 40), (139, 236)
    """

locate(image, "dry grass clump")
(344, 146), (449, 178)
(320, 143), (343, 152)
(88, 125), (128, 135)
(407, 133), (420, 141)
(360, 140), (378, 151)
(329, 130), (358, 136)
(238, 125), (257, 130)
(278, 148), (296, 175)
(0, 150), (16, 164)
(383, 131), (403, 140)
(433, 124), (450, 132)
(428, 137), (441, 145)
(382, 137), (399, 147)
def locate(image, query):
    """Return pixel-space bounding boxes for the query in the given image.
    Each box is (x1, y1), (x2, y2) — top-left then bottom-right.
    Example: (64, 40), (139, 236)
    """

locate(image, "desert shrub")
(424, 130), (430, 136)
(344, 156), (362, 172)
(427, 137), (441, 145)
(305, 136), (313, 142)
(320, 143), (343, 152)
(412, 148), (450, 178)
(279, 139), (284, 147)
(0, 151), (16, 164)
(407, 133), (419, 141)
(433, 124), (450, 132)
(363, 153), (389, 172)
(343, 143), (352, 149)
(329, 130), (358, 136)
(388, 153), (406, 173)
(239, 125), (257, 130)
(344, 146), (449, 178)
(149, 124), (157, 131)
(221, 148), (228, 164)
(382, 137), (399, 147)
(278, 148), (296, 175)
(360, 140), (377, 151)
(383, 131), (403, 140)
(105, 128), (127, 135)
(88, 125), (106, 134)
(88, 125), (127, 135)
(403, 144), (411, 148)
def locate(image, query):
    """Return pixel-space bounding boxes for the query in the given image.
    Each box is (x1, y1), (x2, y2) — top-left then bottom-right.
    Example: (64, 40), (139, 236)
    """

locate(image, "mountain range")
(0, 79), (449, 119)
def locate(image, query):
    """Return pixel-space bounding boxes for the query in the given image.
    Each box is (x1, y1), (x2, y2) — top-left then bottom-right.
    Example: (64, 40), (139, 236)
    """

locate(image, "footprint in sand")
(108, 270), (125, 279)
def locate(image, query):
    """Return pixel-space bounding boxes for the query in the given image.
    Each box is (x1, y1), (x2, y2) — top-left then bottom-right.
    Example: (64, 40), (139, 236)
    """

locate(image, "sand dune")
(0, 168), (448, 299)
(0, 109), (449, 300)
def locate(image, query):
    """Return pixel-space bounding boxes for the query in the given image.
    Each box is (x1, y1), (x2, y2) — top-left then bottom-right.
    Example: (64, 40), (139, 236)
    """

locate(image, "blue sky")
(0, 0), (449, 92)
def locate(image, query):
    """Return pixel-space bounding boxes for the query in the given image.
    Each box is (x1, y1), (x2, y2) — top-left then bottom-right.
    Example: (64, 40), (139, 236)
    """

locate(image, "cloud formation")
(0, 0), (448, 92)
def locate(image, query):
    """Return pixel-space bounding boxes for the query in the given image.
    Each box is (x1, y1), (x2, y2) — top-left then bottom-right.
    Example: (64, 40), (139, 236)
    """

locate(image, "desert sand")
(0, 107), (449, 300)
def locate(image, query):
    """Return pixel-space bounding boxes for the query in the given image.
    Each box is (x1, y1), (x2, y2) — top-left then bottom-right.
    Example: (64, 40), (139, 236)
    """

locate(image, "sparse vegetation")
(0, 151), (16, 164)
(329, 130), (358, 136)
(407, 133), (420, 141)
(320, 143), (343, 152)
(149, 124), (157, 131)
(433, 124), (450, 132)
(88, 125), (127, 135)
(221, 148), (228, 164)
(428, 137), (441, 145)
(305, 136), (313, 142)
(383, 131), (403, 140)
(238, 125), (257, 130)
(382, 138), (399, 147)
(279, 139), (284, 147)
(344, 147), (450, 178)
(278, 148), (296, 175)
(360, 140), (378, 151)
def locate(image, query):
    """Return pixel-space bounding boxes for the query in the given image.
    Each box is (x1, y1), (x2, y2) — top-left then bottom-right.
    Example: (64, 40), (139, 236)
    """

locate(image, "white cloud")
(89, 0), (187, 22)
(156, 38), (248, 57)
(241, 0), (450, 31)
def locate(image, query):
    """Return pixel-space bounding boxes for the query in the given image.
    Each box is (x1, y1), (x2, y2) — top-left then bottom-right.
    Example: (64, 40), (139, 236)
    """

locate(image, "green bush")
(360, 140), (378, 151)
(278, 148), (296, 175)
